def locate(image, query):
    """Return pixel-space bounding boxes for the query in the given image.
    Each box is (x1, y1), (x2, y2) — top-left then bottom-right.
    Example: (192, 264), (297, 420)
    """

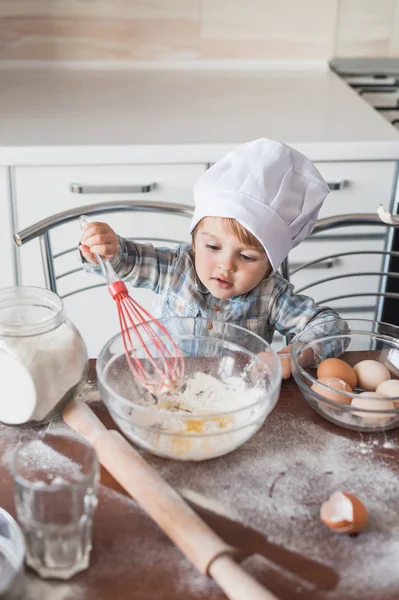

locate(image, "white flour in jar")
(0, 322), (87, 425)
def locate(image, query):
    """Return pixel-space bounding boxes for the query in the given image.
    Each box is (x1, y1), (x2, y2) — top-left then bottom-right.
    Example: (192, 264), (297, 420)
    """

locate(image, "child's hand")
(80, 222), (119, 264)
(258, 345), (291, 380)
(278, 345), (291, 380)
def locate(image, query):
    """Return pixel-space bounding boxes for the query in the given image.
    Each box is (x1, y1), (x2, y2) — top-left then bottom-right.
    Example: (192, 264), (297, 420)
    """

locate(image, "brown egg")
(317, 358), (357, 389)
(311, 377), (352, 406)
(353, 360), (391, 391)
(320, 491), (368, 534)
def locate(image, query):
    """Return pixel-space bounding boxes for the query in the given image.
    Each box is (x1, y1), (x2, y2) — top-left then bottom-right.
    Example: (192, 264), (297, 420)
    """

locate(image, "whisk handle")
(79, 214), (119, 285)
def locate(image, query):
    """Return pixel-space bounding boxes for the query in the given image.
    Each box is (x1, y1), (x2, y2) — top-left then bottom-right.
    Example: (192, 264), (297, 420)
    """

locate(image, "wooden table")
(1, 359), (399, 600)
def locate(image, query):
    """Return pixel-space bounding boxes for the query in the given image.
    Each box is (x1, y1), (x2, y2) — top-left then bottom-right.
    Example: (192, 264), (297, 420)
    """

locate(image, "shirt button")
(206, 322), (213, 330)
(213, 305), (220, 311)
(177, 306), (183, 312)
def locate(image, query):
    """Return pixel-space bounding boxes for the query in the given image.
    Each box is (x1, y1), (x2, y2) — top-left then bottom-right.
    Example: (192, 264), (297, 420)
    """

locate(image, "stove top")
(330, 59), (399, 131)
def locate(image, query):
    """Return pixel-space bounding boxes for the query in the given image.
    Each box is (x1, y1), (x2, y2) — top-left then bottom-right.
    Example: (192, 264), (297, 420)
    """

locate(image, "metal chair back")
(14, 200), (194, 299)
(14, 206), (399, 324)
(280, 213), (399, 324)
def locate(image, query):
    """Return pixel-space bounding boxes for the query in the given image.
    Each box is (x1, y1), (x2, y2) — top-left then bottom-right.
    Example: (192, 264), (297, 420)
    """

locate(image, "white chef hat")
(190, 138), (329, 272)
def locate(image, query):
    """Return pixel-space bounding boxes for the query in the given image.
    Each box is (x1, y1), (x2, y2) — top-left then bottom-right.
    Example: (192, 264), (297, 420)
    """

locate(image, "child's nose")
(218, 256), (235, 272)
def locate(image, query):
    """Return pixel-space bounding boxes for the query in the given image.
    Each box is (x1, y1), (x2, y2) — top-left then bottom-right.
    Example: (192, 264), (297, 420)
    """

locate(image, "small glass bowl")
(291, 319), (399, 432)
(0, 508), (25, 598)
(97, 317), (282, 460)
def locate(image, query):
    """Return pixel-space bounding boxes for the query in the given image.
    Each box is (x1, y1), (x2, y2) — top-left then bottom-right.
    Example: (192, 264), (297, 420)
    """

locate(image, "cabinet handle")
(326, 180), (348, 191)
(69, 183), (155, 194)
(290, 258), (340, 271)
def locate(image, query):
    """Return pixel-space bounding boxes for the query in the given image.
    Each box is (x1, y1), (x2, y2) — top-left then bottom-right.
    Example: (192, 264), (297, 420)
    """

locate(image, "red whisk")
(80, 216), (185, 393)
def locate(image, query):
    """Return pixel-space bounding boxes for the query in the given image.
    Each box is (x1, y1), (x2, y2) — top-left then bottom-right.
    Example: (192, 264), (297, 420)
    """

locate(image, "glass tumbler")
(11, 434), (99, 580)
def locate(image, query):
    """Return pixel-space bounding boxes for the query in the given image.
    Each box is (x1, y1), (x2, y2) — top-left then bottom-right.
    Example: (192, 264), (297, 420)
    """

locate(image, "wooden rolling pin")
(63, 401), (279, 600)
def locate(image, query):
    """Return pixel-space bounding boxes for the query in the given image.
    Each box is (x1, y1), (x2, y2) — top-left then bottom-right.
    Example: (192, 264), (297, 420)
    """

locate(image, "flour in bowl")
(154, 372), (264, 430)
(125, 371), (272, 460)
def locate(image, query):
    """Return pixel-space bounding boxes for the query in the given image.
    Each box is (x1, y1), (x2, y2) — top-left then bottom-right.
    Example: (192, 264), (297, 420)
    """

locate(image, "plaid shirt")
(83, 238), (345, 345)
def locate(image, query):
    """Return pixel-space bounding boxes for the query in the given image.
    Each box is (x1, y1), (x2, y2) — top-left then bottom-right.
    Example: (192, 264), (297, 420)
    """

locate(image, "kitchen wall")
(0, 0), (398, 62)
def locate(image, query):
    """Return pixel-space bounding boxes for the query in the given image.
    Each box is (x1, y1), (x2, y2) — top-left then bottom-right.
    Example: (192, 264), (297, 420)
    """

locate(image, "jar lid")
(0, 286), (64, 337)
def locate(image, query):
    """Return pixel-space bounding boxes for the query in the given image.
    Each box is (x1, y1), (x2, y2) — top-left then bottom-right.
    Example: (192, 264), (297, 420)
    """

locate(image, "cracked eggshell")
(320, 491), (368, 534)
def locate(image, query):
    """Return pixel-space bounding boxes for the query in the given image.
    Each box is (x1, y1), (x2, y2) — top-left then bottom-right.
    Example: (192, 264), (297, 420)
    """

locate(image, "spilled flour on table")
(96, 485), (219, 597)
(2, 374), (399, 598)
(180, 487), (240, 521)
(146, 409), (399, 600)
(74, 379), (102, 406)
(23, 576), (84, 600)
(0, 377), (104, 471)
(2, 439), (76, 474)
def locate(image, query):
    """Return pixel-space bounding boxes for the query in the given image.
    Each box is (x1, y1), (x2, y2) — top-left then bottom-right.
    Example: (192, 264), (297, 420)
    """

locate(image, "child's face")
(193, 217), (271, 300)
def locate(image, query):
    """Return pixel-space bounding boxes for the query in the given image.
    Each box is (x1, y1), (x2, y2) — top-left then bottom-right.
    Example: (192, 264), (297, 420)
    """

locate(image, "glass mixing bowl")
(97, 317), (281, 460)
(291, 318), (399, 432)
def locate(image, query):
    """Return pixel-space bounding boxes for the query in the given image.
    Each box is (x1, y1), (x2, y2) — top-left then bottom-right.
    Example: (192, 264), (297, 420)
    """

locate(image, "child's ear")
(262, 268), (271, 280)
(263, 258), (272, 279)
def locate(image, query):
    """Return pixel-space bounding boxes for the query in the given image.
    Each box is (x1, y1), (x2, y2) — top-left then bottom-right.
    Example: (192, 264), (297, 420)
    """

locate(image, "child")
(80, 138), (345, 378)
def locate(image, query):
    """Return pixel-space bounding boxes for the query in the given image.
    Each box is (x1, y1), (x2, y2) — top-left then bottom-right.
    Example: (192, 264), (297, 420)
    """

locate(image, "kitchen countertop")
(1, 64), (399, 165)
(1, 358), (399, 599)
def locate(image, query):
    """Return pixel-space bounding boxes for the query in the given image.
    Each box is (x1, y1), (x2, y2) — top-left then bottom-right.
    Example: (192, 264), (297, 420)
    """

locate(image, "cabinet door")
(313, 160), (396, 236)
(13, 163), (204, 356)
(0, 167), (14, 288)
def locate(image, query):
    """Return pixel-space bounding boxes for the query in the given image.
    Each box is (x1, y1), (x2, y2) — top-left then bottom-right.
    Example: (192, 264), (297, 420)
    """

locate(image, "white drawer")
(14, 164), (204, 227)
(288, 238), (386, 311)
(313, 160), (395, 236)
(13, 163), (204, 288)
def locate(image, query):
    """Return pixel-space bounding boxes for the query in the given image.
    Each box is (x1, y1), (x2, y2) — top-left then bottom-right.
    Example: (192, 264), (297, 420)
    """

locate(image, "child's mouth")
(213, 277), (232, 289)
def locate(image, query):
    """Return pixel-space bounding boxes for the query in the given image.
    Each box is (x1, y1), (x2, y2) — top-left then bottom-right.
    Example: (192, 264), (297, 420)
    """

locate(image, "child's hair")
(192, 217), (264, 252)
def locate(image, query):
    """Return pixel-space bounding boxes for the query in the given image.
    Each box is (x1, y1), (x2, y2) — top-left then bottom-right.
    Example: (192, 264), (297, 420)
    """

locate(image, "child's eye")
(240, 254), (256, 262)
(205, 244), (220, 251)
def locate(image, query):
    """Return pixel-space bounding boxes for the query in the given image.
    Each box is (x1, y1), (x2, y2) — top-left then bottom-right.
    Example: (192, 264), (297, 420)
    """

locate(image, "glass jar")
(0, 286), (88, 426)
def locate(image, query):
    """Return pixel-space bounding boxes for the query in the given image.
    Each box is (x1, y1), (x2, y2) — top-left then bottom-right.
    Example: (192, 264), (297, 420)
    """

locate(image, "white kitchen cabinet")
(313, 161), (396, 233)
(12, 163), (204, 356)
(0, 168), (14, 288)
